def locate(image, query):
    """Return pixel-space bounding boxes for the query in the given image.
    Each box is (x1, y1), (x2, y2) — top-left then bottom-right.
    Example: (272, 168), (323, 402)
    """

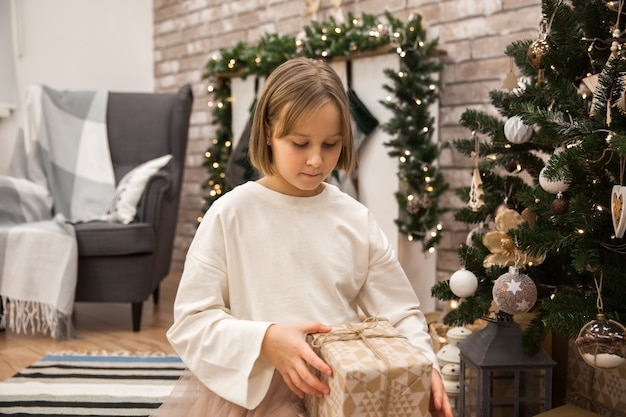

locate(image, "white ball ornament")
(504, 116), (534, 144)
(492, 266), (537, 315)
(449, 268), (479, 298)
(539, 167), (569, 194)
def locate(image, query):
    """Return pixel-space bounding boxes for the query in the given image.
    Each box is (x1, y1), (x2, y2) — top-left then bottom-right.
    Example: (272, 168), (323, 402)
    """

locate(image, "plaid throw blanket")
(0, 85), (115, 339)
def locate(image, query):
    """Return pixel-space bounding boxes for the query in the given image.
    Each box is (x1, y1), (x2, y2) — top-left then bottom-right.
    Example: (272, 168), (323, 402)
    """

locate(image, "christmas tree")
(432, 0), (626, 359)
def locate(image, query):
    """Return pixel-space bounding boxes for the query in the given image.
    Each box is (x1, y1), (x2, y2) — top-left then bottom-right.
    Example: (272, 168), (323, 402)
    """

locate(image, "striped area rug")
(0, 353), (186, 416)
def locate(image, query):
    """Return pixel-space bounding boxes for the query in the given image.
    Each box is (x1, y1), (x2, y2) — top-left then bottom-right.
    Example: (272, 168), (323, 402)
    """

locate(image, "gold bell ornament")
(527, 19), (552, 85)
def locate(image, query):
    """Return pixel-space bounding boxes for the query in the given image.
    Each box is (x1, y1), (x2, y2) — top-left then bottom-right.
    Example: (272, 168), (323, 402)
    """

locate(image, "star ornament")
(482, 208), (545, 268)
(506, 279), (522, 294)
(492, 266), (538, 315)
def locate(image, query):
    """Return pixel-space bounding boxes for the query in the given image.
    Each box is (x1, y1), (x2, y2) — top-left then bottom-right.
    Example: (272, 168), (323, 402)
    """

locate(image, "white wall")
(0, 0), (154, 174)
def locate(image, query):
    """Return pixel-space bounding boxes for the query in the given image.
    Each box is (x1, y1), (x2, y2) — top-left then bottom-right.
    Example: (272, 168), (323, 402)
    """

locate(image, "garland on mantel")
(201, 11), (447, 250)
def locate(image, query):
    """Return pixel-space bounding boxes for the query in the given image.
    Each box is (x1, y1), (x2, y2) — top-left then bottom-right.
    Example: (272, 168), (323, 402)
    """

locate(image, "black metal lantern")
(458, 312), (556, 417)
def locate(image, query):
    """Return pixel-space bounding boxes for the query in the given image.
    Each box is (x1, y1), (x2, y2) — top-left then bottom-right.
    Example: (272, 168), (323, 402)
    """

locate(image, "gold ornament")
(527, 19), (552, 85)
(501, 57), (519, 90)
(527, 39), (550, 69)
(468, 131), (485, 212)
(468, 168), (485, 212)
(482, 208), (546, 268)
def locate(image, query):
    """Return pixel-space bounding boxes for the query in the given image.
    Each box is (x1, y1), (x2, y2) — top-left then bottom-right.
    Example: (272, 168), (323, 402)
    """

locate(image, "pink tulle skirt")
(152, 369), (308, 417)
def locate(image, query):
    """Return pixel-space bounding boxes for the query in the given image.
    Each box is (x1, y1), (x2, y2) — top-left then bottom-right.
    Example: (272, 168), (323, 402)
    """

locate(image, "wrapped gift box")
(305, 319), (432, 417)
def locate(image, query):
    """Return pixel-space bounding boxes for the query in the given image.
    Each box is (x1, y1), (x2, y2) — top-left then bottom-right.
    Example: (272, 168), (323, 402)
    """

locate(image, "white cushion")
(104, 154), (173, 224)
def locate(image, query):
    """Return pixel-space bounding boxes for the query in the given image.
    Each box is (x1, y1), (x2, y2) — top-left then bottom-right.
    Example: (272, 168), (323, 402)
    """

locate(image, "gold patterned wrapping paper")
(305, 320), (432, 417)
(566, 340), (626, 416)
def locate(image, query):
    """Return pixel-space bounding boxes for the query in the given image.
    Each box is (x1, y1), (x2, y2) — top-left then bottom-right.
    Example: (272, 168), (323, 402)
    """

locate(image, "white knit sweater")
(167, 181), (438, 409)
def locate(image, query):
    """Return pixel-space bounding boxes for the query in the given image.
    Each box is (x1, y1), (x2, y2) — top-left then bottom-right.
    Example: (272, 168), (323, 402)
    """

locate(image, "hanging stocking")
(224, 78), (261, 190)
(328, 60), (379, 199)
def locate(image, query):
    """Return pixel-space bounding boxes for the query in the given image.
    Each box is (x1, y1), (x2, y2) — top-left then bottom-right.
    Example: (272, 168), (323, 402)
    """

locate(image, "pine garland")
(201, 11), (445, 248)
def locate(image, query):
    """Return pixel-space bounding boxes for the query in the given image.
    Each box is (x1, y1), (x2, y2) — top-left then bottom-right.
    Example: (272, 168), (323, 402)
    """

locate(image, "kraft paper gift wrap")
(305, 319), (432, 417)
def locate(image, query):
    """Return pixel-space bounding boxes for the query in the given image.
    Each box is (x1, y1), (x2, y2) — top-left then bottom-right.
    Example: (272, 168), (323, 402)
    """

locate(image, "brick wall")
(153, 0), (542, 280)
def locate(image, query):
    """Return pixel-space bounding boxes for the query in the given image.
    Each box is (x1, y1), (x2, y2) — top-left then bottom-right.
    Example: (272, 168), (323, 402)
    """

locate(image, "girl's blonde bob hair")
(249, 57), (356, 176)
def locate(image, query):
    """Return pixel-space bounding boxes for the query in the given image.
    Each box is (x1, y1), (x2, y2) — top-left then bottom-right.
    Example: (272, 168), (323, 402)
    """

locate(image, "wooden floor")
(0, 270), (182, 381)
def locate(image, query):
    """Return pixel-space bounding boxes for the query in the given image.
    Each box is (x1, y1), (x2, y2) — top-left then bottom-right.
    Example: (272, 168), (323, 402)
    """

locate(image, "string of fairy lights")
(201, 11), (446, 250)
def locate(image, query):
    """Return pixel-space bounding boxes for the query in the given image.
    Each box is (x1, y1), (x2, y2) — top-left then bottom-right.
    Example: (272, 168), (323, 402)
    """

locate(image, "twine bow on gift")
(311, 318), (407, 417)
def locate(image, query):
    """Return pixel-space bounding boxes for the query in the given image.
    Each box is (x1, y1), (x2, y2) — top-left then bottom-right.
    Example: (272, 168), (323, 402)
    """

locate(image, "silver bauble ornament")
(449, 268), (479, 298)
(504, 116), (533, 144)
(492, 266), (537, 315)
(466, 222), (489, 246)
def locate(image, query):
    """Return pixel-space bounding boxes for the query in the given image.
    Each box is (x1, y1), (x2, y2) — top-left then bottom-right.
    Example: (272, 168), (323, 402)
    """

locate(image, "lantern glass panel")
(520, 402), (544, 417)
(519, 369), (545, 397)
(462, 363), (479, 417)
(489, 370), (515, 398)
(492, 403), (514, 417)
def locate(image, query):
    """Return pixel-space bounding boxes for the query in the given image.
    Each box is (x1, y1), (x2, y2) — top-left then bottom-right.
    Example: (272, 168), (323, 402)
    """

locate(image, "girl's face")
(262, 101), (343, 197)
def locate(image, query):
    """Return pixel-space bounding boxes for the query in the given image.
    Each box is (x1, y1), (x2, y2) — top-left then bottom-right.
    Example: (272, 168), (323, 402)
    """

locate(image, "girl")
(155, 57), (452, 417)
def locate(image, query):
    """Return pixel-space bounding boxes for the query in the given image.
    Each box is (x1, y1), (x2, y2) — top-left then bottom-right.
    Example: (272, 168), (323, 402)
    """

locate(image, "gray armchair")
(73, 84), (193, 331)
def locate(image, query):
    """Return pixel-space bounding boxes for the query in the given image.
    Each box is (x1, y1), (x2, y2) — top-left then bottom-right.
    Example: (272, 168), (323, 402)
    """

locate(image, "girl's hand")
(261, 322), (333, 399)
(429, 369), (454, 417)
